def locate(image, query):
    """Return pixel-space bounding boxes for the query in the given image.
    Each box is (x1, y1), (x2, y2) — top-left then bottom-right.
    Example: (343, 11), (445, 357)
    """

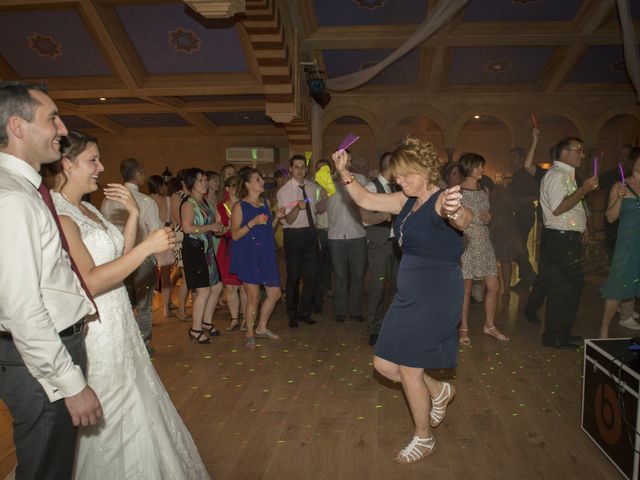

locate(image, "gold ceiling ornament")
(184, 0), (246, 19)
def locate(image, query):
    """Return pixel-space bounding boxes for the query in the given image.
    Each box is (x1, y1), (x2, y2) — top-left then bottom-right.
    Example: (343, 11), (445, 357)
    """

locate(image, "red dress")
(216, 202), (242, 286)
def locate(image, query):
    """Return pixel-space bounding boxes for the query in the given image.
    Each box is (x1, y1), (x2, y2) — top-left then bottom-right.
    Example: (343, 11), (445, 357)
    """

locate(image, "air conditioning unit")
(225, 147), (275, 164)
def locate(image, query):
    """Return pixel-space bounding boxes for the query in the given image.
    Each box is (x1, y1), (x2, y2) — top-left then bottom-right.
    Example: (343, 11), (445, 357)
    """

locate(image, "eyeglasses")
(565, 145), (584, 153)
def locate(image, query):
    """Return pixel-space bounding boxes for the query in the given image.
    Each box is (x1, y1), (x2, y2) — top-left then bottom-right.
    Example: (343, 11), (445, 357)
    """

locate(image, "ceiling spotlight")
(474, 115), (480, 119)
(99, 97), (107, 101)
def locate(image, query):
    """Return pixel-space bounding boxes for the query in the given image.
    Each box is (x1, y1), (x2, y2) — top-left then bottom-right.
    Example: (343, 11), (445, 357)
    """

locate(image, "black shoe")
(368, 334), (378, 346)
(352, 315), (365, 323)
(524, 309), (540, 323)
(335, 314), (346, 323)
(542, 339), (581, 350)
(300, 316), (317, 325)
(288, 317), (299, 328)
(511, 279), (532, 291)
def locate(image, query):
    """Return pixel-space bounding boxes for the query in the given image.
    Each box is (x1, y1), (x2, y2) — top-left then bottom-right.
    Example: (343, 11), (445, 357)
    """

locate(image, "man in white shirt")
(0, 81), (102, 479)
(536, 136), (598, 349)
(277, 155), (326, 327)
(360, 152), (400, 346)
(101, 158), (161, 351)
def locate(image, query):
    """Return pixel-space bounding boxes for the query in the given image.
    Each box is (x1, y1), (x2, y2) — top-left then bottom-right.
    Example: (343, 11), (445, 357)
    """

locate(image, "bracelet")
(341, 173), (355, 186)
(194, 227), (200, 234)
(246, 223), (252, 230)
(446, 207), (463, 221)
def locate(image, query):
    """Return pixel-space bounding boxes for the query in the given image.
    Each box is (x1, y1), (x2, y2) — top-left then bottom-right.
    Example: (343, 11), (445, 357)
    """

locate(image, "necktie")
(299, 184), (316, 230)
(38, 183), (98, 314)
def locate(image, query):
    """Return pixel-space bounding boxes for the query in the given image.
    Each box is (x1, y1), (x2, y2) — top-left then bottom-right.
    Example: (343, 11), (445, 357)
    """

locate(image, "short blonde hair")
(389, 136), (443, 186)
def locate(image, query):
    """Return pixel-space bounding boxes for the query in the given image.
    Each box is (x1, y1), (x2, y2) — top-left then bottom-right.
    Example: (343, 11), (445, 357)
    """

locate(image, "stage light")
(305, 69), (331, 109)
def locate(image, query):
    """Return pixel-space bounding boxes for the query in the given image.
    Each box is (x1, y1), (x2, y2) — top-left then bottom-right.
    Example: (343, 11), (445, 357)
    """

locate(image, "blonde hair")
(389, 136), (443, 186)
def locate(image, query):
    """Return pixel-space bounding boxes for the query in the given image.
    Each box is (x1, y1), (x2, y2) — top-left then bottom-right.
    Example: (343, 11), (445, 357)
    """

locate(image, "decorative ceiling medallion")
(353, 0), (386, 10)
(484, 59), (512, 74)
(512, 0), (540, 4)
(168, 27), (201, 54)
(28, 33), (61, 59)
(610, 58), (627, 73)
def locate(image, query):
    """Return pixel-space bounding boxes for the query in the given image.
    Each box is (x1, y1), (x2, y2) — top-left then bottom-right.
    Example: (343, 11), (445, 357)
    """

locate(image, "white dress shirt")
(363, 175), (395, 238)
(0, 152), (94, 401)
(540, 160), (587, 233)
(101, 182), (161, 244)
(276, 178), (320, 229)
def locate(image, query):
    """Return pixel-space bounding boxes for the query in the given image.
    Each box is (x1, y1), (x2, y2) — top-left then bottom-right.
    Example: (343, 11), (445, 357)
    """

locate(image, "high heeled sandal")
(202, 321), (221, 337)
(458, 328), (471, 346)
(482, 325), (509, 341)
(244, 336), (256, 349)
(430, 382), (456, 428)
(226, 318), (240, 331)
(189, 329), (210, 344)
(394, 435), (436, 464)
(254, 329), (279, 339)
(240, 316), (247, 332)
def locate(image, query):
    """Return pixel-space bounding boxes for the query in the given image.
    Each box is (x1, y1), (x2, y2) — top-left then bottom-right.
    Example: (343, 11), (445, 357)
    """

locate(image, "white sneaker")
(619, 316), (640, 330)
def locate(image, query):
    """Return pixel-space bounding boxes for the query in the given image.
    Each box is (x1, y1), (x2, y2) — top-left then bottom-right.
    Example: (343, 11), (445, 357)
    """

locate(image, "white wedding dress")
(53, 193), (210, 480)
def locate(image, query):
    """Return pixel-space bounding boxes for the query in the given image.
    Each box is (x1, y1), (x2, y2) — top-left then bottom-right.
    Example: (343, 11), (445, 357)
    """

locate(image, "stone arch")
(381, 104), (449, 147)
(321, 105), (380, 136)
(449, 105), (516, 147)
(534, 105), (591, 144)
(593, 106), (640, 139)
(322, 108), (378, 175)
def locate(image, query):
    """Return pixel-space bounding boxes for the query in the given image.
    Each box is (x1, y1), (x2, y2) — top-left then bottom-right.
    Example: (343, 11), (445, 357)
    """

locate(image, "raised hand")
(103, 184), (139, 216)
(441, 185), (463, 216)
(331, 149), (349, 174)
(532, 127), (540, 143)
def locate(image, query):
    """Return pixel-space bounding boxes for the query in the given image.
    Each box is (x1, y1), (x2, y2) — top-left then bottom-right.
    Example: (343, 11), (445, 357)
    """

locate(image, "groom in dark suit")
(0, 82), (102, 479)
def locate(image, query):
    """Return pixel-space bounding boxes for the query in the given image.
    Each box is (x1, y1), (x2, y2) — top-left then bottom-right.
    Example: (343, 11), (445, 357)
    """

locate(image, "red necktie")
(37, 183), (99, 314)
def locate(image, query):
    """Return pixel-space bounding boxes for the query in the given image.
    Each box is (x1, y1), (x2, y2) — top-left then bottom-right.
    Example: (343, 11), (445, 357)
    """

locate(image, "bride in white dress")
(47, 131), (210, 479)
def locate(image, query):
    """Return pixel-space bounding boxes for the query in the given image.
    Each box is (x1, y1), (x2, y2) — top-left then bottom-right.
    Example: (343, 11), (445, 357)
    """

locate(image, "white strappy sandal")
(430, 382), (456, 428)
(394, 435), (436, 464)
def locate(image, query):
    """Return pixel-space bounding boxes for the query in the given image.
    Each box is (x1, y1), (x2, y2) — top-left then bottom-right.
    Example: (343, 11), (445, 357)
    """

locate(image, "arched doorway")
(323, 116), (375, 176)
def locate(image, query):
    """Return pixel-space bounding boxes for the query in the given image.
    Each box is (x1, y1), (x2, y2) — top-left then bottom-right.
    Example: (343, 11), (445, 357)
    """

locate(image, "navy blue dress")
(229, 200), (280, 287)
(374, 192), (464, 369)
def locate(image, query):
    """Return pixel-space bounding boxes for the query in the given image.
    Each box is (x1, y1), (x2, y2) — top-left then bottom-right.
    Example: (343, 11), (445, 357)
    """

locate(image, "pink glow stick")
(280, 198), (309, 209)
(531, 113), (538, 129)
(619, 162), (626, 184)
(338, 133), (359, 151)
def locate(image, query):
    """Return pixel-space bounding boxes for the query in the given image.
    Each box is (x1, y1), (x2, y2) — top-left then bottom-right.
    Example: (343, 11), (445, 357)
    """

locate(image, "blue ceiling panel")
(568, 46), (631, 83)
(61, 116), (97, 130)
(0, 9), (111, 78)
(448, 46), (553, 84)
(313, 0), (427, 27)
(116, 3), (248, 74)
(107, 113), (191, 128)
(323, 49), (420, 85)
(463, 0), (582, 22)
(205, 111), (274, 126)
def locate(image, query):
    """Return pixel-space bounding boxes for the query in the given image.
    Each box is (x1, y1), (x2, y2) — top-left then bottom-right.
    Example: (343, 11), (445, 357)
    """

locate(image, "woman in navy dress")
(332, 137), (471, 464)
(230, 167), (285, 348)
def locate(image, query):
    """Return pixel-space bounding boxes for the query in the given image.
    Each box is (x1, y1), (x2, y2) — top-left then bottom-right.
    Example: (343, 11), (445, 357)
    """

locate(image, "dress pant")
(125, 255), (156, 346)
(366, 238), (400, 335)
(0, 329), (87, 480)
(538, 229), (584, 344)
(514, 209), (535, 281)
(329, 237), (368, 317)
(312, 228), (332, 311)
(284, 227), (318, 320)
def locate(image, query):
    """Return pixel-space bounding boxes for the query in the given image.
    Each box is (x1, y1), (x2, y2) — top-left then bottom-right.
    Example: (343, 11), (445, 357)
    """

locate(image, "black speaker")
(583, 339), (640, 480)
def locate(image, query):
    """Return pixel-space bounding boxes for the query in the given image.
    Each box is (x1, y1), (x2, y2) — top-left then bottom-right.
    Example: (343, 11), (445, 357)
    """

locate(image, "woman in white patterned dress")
(457, 153), (509, 346)
(47, 131), (210, 479)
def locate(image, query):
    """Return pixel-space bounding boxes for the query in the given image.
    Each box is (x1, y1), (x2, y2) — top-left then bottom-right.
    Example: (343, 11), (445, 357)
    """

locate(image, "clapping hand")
(103, 184), (139, 216)
(441, 185), (463, 216)
(144, 227), (175, 255)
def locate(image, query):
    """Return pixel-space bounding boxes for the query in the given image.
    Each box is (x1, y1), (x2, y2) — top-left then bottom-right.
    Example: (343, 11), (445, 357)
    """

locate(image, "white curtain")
(617, 0), (640, 101)
(326, 0), (469, 92)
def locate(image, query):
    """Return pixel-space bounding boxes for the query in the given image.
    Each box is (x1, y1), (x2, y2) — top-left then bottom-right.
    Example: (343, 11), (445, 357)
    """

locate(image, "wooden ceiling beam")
(0, 55), (19, 81)
(541, 45), (587, 93)
(77, 114), (125, 135)
(178, 111), (217, 133)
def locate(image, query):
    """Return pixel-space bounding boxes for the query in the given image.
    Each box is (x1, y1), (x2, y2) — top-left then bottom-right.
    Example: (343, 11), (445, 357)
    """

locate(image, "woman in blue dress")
(600, 148), (640, 338)
(332, 138), (471, 464)
(230, 167), (285, 348)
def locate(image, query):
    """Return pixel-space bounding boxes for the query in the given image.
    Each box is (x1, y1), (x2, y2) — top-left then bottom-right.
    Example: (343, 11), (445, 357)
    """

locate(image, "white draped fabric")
(325, 0), (469, 92)
(617, 0), (640, 100)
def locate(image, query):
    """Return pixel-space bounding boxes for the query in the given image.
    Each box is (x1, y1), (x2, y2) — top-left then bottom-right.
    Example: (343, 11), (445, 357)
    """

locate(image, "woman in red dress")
(215, 175), (247, 331)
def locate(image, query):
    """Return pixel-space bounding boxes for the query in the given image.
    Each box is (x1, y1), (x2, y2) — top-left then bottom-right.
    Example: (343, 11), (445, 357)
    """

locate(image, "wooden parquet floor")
(0, 273), (629, 479)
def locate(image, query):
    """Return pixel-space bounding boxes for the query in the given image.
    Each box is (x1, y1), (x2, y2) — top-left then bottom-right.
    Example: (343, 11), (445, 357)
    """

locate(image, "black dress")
(374, 193), (464, 369)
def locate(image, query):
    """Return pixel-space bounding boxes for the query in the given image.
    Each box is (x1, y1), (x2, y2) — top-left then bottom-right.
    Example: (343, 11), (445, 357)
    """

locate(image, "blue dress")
(374, 192), (464, 369)
(229, 200), (280, 287)
(601, 186), (640, 300)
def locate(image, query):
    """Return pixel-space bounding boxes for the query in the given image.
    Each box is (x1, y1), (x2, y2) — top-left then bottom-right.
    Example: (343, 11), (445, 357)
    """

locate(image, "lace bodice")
(52, 192), (124, 266)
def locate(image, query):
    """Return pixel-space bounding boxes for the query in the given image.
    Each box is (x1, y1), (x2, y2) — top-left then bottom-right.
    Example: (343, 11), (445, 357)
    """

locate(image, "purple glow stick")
(619, 162), (626, 184)
(338, 133), (359, 151)
(593, 155), (598, 176)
